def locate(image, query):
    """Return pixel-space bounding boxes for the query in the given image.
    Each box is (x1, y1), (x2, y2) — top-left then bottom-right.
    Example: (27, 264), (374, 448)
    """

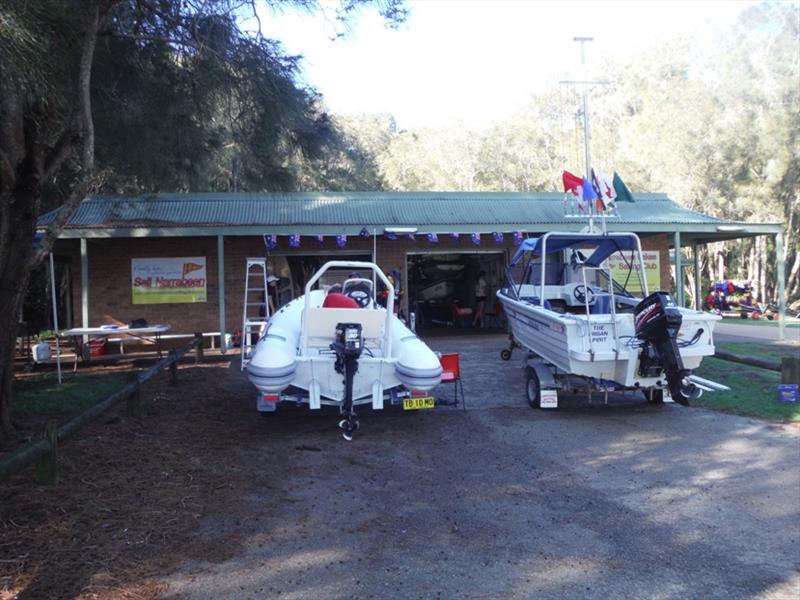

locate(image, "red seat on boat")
(323, 292), (359, 309)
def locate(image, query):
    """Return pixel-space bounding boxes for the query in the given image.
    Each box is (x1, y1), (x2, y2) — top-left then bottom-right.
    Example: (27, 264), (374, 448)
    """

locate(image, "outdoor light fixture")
(384, 227), (418, 234)
(716, 225), (744, 232)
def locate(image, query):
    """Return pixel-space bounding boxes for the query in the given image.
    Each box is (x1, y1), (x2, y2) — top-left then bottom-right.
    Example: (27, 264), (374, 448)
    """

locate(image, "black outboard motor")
(331, 322), (364, 440)
(634, 292), (699, 405)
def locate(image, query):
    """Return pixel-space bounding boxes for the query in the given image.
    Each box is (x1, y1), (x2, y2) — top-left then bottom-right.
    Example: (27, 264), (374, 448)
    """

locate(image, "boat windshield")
(508, 233), (647, 298)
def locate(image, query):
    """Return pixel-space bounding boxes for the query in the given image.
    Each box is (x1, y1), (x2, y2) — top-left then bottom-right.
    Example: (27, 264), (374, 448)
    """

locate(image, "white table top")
(61, 325), (171, 336)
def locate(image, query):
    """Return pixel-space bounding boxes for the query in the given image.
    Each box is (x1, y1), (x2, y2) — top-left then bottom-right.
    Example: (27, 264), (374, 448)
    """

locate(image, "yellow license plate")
(403, 396), (435, 410)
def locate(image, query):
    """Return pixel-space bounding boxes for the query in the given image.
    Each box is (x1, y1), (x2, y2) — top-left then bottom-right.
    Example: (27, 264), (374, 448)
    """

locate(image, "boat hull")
(247, 289), (442, 406)
(498, 290), (719, 389)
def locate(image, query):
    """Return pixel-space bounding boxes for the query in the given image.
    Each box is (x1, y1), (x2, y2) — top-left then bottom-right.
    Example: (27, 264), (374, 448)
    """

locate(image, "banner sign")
(606, 250), (660, 294)
(132, 257), (207, 304)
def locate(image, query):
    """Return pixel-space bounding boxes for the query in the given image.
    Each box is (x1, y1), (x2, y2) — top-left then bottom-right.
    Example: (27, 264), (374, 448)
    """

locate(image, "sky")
(253, 0), (760, 130)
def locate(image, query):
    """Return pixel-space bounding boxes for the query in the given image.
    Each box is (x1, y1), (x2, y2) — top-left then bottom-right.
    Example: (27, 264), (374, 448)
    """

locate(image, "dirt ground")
(1, 359), (261, 599)
(2, 335), (799, 599)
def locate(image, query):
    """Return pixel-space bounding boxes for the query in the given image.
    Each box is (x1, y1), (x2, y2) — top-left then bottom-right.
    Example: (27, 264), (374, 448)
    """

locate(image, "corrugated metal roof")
(41, 192), (733, 232)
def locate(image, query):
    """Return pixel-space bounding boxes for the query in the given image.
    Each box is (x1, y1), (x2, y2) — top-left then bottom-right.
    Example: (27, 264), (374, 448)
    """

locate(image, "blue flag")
(288, 234), (301, 248)
(385, 231), (397, 240)
(263, 234), (277, 250)
(450, 233), (459, 242)
(359, 227), (370, 237)
(512, 231), (523, 246)
(315, 234), (325, 245)
(492, 232), (503, 243)
(336, 234), (347, 248)
(471, 233), (481, 245)
(427, 233), (439, 243)
(582, 177), (597, 203)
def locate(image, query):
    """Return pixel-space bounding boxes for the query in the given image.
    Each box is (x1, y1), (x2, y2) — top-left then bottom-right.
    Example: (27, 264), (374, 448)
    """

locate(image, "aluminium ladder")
(241, 257), (270, 370)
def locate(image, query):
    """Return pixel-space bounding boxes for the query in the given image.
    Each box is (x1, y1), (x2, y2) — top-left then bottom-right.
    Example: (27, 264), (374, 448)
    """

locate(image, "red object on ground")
(322, 293), (359, 309)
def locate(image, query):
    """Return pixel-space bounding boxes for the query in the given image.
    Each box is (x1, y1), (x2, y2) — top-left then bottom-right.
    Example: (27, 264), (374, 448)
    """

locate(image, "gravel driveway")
(161, 333), (800, 600)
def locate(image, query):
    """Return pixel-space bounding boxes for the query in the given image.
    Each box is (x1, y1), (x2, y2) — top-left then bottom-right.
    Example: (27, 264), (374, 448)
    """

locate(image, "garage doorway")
(407, 251), (505, 332)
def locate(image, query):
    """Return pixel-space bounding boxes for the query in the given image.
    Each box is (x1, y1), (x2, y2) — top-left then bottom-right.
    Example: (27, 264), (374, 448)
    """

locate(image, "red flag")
(562, 170), (585, 210)
(562, 170), (583, 193)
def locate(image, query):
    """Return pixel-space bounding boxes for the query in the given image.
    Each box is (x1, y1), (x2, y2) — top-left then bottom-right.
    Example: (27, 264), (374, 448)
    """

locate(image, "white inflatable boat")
(246, 261), (442, 439)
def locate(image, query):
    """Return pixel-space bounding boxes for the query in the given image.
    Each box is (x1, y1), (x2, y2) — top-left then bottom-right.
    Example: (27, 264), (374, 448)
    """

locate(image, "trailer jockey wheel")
(573, 284), (595, 305)
(525, 367), (541, 409)
(647, 388), (664, 404)
(500, 349), (512, 361)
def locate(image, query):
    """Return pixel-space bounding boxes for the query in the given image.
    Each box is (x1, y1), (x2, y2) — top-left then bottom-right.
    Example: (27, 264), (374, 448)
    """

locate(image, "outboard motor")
(331, 322), (364, 440)
(634, 292), (699, 405)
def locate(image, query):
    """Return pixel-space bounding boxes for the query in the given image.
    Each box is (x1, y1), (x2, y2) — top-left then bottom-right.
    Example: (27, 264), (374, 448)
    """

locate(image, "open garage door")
(408, 251), (505, 332)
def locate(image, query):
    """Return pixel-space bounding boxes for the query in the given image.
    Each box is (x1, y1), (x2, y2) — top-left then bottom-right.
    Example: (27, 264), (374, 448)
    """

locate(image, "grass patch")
(694, 352), (799, 422)
(11, 372), (130, 418)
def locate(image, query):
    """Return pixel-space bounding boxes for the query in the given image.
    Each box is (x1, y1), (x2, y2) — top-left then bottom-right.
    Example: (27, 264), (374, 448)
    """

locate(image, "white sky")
(253, 0), (759, 129)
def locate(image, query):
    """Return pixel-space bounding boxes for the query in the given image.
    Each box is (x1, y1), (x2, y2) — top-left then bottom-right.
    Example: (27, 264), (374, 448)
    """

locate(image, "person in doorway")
(266, 275), (279, 314)
(472, 270), (487, 328)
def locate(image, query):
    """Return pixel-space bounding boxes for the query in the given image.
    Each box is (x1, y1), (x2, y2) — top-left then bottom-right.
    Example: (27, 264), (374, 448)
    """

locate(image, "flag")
(359, 227), (370, 237)
(385, 231), (397, 240)
(263, 234), (277, 250)
(582, 177), (597, 201)
(512, 231), (523, 246)
(562, 169), (585, 210)
(315, 234), (325, 245)
(450, 233), (459, 241)
(288, 234), (301, 248)
(592, 168), (617, 210)
(492, 232), (503, 243)
(407, 233), (416, 241)
(336, 234), (347, 248)
(612, 172), (635, 203)
(471, 233), (481, 245)
(427, 232), (439, 243)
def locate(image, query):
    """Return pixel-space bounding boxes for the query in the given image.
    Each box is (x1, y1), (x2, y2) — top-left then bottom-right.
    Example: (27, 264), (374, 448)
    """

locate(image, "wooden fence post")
(35, 420), (58, 485)
(782, 356), (800, 385)
(194, 332), (203, 364)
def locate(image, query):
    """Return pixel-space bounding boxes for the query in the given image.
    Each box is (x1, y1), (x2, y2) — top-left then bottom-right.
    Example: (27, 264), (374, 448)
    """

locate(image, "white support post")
(80, 238), (89, 344)
(777, 231), (785, 341)
(674, 231), (683, 306)
(217, 235), (227, 353)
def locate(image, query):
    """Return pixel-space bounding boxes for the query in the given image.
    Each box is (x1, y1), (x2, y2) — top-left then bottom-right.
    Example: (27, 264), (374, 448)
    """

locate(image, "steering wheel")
(347, 288), (372, 308)
(573, 284), (596, 305)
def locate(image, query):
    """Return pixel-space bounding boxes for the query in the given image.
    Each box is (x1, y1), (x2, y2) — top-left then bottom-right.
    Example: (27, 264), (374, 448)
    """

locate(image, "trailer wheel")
(647, 388), (664, 404)
(525, 367), (541, 409)
(500, 349), (512, 361)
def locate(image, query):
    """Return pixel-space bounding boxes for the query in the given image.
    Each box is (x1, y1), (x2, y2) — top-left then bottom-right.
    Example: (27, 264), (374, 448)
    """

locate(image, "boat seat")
(322, 292), (359, 309)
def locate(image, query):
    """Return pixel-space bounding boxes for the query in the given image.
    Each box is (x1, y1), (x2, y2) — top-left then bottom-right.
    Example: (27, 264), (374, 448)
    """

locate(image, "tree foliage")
(0, 0), (405, 438)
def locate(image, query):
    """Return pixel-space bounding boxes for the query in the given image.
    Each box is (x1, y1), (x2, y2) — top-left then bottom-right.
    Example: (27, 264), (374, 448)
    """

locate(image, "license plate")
(403, 396), (435, 410)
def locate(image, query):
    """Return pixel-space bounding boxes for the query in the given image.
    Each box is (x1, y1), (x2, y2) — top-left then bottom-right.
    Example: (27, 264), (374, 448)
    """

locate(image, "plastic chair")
(438, 352), (466, 410)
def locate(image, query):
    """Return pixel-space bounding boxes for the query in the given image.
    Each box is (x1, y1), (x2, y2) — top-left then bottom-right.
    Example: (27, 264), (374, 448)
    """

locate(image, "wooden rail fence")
(714, 350), (799, 385)
(0, 333), (205, 485)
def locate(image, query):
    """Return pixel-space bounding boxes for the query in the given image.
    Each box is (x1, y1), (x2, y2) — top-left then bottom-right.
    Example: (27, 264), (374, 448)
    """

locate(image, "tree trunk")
(0, 4), (99, 439)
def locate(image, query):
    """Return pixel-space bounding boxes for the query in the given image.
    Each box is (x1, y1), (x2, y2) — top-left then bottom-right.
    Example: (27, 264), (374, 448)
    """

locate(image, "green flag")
(612, 172), (635, 203)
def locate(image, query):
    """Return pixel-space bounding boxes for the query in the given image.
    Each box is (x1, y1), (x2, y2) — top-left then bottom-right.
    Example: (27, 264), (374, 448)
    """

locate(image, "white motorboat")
(246, 261), (442, 439)
(497, 231), (722, 406)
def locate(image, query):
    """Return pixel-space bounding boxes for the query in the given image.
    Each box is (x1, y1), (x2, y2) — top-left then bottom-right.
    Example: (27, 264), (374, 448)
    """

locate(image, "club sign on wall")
(131, 257), (207, 304)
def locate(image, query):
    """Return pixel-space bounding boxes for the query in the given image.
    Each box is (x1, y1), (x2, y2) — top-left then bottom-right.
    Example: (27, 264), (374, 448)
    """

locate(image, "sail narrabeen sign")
(132, 257), (207, 304)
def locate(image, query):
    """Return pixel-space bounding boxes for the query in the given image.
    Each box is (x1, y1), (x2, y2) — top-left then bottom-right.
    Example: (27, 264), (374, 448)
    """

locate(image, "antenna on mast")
(560, 36), (611, 233)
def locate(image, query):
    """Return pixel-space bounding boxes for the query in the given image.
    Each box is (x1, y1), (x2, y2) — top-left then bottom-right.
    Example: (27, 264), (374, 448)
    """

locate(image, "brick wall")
(62, 231), (676, 336)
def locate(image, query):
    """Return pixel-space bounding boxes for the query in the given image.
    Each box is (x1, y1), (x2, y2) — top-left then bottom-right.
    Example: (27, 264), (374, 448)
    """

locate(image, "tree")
(0, 0), (406, 438)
